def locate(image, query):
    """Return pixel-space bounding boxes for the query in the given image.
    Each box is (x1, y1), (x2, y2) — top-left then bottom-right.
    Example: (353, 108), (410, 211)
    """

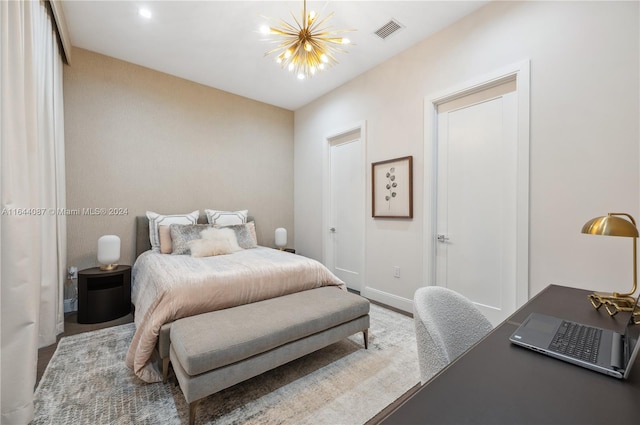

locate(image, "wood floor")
(36, 311), (133, 388)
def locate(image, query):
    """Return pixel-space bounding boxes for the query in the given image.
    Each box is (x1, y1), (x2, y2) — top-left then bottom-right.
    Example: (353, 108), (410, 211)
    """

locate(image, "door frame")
(323, 120), (367, 294)
(423, 60), (530, 309)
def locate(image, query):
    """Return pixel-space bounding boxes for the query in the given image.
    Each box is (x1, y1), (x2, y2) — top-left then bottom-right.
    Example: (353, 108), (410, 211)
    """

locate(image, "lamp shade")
(98, 235), (120, 270)
(581, 214), (639, 238)
(275, 228), (287, 248)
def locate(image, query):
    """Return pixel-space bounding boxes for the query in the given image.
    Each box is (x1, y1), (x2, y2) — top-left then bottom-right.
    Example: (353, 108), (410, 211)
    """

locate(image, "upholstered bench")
(169, 286), (370, 425)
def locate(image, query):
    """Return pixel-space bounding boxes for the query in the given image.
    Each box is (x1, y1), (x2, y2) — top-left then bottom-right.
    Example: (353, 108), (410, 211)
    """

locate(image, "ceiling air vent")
(374, 19), (404, 40)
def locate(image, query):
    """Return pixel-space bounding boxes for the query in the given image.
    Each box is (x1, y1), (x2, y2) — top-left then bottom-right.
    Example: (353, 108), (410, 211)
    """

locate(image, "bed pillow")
(215, 222), (257, 249)
(205, 209), (248, 226)
(190, 228), (242, 257)
(247, 221), (257, 245)
(170, 224), (215, 255)
(158, 225), (173, 254)
(146, 210), (199, 252)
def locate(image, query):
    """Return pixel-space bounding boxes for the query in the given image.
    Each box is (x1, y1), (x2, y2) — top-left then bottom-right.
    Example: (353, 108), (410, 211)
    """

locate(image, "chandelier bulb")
(304, 42), (312, 52)
(297, 73), (305, 80)
(288, 63), (294, 71)
(342, 38), (351, 45)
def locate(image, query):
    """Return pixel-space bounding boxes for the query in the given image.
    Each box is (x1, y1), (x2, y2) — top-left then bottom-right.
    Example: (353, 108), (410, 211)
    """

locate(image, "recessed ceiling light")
(138, 8), (152, 19)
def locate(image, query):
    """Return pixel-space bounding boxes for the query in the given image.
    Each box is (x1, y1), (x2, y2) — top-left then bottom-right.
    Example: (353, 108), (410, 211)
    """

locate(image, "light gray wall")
(64, 48), (294, 270)
(294, 1), (640, 309)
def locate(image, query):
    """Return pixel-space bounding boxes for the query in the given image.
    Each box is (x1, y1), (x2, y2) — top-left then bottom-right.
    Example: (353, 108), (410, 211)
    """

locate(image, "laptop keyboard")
(548, 321), (602, 364)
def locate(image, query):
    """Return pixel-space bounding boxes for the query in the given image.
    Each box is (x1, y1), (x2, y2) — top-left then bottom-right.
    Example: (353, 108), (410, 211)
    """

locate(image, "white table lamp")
(98, 235), (120, 271)
(275, 228), (287, 249)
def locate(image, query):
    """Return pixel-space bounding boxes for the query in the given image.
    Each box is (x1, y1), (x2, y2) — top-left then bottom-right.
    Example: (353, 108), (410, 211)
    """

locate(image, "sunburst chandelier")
(260, 0), (354, 80)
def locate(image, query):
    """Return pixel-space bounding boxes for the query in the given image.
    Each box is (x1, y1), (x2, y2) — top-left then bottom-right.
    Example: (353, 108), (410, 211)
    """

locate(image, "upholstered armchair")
(413, 286), (493, 384)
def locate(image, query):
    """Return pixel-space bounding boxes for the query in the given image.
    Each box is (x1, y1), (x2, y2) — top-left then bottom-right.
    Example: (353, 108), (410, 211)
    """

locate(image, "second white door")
(329, 137), (364, 291)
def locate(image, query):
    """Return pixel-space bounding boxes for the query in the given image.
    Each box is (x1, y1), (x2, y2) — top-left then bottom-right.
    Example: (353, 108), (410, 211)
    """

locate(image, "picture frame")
(372, 155), (413, 218)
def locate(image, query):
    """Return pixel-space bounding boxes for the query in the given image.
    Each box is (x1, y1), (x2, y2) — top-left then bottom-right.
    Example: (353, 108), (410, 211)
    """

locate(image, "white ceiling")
(61, 1), (488, 110)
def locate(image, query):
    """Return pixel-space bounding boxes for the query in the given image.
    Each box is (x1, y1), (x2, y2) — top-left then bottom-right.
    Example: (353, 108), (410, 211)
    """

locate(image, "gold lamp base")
(588, 292), (637, 316)
(99, 263), (118, 271)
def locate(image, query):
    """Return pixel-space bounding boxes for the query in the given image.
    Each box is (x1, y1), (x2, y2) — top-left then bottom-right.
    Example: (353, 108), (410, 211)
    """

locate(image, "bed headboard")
(135, 214), (256, 259)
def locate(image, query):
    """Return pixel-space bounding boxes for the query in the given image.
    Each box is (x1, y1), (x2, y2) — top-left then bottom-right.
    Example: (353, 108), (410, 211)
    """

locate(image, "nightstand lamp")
(582, 212), (639, 316)
(97, 235), (120, 271)
(275, 227), (287, 250)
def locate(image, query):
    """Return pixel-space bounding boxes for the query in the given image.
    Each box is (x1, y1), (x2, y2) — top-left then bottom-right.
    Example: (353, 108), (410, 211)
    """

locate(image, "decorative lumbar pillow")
(146, 210), (199, 252)
(215, 222), (258, 249)
(205, 209), (248, 226)
(246, 221), (258, 245)
(190, 227), (242, 257)
(158, 225), (173, 254)
(170, 224), (215, 255)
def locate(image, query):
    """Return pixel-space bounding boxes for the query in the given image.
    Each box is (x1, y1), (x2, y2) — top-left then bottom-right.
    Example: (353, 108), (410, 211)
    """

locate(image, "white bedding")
(125, 247), (345, 382)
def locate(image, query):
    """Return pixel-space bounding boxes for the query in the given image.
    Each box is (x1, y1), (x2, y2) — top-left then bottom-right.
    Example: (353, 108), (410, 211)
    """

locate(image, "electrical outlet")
(68, 266), (78, 280)
(393, 266), (400, 278)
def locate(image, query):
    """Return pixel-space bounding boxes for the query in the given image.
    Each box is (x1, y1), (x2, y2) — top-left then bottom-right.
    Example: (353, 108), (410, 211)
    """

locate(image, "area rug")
(33, 304), (419, 424)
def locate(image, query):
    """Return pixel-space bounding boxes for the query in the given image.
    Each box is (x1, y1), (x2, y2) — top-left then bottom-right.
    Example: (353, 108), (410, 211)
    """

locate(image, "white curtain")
(1, 1), (67, 423)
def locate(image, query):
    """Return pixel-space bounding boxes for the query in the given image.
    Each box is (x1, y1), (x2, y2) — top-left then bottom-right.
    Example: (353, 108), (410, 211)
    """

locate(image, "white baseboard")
(362, 286), (413, 313)
(64, 298), (77, 313)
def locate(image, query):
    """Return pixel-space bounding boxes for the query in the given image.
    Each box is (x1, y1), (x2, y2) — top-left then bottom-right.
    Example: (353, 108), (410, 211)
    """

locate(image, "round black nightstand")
(78, 265), (131, 324)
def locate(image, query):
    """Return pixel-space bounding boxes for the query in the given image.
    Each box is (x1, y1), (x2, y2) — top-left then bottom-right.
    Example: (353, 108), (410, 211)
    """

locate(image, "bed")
(125, 214), (348, 383)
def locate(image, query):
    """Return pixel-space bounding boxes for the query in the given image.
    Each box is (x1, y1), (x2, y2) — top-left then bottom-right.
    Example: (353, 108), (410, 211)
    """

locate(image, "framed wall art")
(372, 155), (413, 218)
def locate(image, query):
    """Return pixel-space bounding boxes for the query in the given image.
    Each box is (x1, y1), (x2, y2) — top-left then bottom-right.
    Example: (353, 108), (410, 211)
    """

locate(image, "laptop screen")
(622, 302), (640, 379)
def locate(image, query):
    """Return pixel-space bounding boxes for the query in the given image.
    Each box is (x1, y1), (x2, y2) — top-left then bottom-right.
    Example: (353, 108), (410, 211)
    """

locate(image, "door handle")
(329, 227), (336, 232)
(437, 234), (449, 242)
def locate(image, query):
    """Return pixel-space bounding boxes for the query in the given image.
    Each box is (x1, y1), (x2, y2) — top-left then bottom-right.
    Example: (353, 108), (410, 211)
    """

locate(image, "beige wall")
(294, 1), (639, 310)
(64, 48), (294, 270)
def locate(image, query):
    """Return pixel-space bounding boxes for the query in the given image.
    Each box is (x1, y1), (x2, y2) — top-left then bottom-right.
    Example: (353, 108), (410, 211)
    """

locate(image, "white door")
(435, 85), (518, 325)
(329, 138), (364, 291)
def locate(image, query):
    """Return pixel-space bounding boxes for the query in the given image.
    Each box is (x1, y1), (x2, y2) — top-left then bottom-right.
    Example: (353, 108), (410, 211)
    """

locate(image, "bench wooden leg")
(162, 357), (170, 383)
(189, 400), (200, 425)
(363, 329), (369, 349)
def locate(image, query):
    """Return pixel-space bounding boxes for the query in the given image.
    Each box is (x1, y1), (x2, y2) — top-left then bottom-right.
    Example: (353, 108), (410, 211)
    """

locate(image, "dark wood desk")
(381, 285), (640, 425)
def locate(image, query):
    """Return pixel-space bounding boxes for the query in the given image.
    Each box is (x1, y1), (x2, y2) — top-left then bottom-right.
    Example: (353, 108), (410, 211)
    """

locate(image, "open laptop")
(509, 301), (640, 379)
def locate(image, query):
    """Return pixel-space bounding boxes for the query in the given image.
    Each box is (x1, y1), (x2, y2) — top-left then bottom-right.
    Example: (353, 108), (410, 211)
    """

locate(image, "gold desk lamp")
(582, 213), (639, 317)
